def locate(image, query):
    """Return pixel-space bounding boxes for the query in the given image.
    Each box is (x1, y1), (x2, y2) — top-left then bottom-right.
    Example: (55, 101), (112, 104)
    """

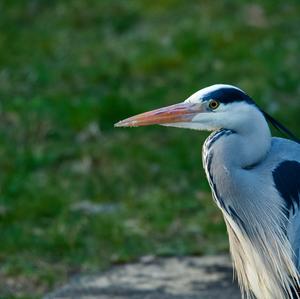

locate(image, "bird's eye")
(208, 100), (220, 110)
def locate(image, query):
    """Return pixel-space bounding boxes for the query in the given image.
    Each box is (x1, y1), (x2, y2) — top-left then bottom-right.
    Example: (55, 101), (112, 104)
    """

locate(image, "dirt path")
(45, 255), (241, 299)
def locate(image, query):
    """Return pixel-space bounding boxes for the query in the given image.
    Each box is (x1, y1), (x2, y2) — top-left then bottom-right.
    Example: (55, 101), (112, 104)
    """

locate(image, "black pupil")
(211, 101), (217, 108)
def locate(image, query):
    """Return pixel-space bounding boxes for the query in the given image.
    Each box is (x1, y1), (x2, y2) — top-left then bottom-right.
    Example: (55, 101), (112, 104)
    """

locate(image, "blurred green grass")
(0, 1), (300, 298)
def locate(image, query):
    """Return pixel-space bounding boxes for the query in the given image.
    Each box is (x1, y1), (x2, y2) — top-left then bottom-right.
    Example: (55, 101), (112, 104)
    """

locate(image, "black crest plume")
(261, 110), (300, 143)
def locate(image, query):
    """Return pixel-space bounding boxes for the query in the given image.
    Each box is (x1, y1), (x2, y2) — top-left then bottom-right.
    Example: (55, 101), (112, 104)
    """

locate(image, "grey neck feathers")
(202, 109), (272, 219)
(204, 110), (271, 176)
(203, 112), (271, 232)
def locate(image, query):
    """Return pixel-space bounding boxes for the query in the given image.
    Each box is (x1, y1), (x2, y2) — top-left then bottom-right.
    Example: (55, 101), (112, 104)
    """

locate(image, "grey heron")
(115, 84), (300, 299)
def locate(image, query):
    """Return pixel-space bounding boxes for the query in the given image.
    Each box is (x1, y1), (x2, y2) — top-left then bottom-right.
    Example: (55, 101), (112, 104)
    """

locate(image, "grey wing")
(273, 159), (300, 270)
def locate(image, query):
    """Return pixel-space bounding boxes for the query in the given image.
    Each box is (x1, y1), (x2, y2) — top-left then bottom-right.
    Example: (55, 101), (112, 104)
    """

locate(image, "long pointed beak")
(114, 102), (205, 127)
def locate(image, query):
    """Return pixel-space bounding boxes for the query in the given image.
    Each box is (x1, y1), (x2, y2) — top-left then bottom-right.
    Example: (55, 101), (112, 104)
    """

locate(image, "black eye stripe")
(202, 87), (254, 105)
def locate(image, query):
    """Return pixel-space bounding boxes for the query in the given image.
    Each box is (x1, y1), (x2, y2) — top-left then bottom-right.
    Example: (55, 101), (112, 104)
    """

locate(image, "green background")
(0, 1), (300, 298)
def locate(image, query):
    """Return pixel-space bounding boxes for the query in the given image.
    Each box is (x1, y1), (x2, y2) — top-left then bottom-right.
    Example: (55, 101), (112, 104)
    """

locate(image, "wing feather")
(273, 160), (300, 270)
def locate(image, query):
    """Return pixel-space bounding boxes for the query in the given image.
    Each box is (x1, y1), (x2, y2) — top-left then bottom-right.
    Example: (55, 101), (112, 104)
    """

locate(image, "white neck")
(211, 109), (271, 169)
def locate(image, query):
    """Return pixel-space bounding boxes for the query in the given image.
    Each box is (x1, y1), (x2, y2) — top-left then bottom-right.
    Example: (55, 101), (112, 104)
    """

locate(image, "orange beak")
(114, 102), (205, 127)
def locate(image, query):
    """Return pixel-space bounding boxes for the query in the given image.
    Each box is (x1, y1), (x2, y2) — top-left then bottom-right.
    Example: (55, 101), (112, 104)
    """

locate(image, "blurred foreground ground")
(0, 1), (300, 298)
(45, 255), (240, 299)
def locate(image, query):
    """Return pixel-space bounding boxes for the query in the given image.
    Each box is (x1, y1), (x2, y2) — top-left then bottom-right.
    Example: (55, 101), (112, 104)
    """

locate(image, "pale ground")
(45, 255), (241, 299)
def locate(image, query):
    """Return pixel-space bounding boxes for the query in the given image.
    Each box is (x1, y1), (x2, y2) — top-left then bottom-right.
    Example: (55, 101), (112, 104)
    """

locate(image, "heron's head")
(115, 84), (260, 132)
